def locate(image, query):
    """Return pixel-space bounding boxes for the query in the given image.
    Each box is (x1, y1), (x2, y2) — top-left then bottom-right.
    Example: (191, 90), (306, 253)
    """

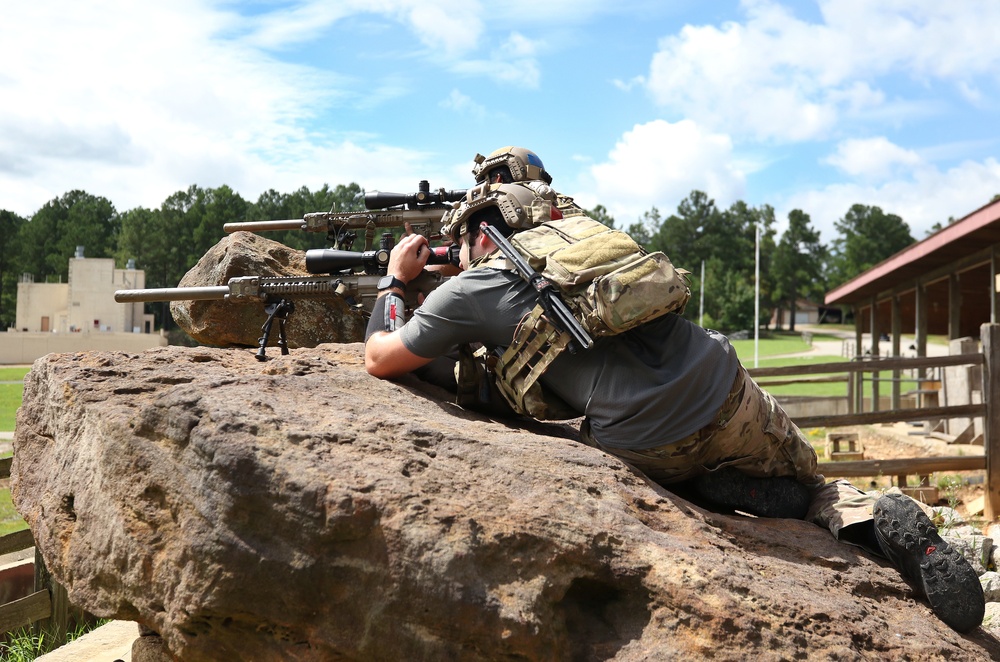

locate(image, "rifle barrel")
(114, 286), (230, 303)
(223, 220), (305, 233)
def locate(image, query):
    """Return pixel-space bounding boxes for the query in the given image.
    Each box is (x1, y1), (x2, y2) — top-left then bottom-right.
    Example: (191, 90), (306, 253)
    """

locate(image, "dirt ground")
(821, 422), (986, 522)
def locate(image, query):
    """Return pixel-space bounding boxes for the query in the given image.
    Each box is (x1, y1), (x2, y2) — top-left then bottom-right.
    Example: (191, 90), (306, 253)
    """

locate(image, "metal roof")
(825, 197), (1000, 305)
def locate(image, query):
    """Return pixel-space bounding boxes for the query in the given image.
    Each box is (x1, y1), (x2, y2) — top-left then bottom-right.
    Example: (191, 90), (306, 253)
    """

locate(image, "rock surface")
(12, 345), (1000, 661)
(170, 232), (366, 348)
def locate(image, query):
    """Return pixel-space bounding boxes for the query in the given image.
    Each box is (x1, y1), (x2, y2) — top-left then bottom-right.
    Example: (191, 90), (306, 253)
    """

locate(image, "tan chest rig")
(456, 216), (691, 420)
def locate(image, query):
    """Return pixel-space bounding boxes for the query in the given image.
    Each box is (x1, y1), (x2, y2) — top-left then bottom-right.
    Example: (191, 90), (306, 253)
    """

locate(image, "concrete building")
(4, 248), (166, 364)
(771, 299), (820, 328)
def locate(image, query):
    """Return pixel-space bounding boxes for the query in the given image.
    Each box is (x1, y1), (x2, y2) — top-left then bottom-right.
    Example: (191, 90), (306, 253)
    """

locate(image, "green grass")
(0, 385), (23, 432)
(0, 367), (29, 432)
(1, 368), (27, 535)
(0, 488), (27, 537)
(0, 368), (29, 382)
(730, 335), (811, 357)
(1, 619), (109, 661)
(747, 353), (922, 398)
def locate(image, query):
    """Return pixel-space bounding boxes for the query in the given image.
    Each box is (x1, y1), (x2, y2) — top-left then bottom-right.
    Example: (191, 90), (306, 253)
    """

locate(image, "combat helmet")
(442, 182), (561, 242)
(472, 147), (553, 185)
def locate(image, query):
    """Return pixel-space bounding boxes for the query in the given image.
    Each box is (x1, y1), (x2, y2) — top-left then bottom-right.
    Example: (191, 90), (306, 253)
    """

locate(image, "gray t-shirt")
(399, 268), (739, 450)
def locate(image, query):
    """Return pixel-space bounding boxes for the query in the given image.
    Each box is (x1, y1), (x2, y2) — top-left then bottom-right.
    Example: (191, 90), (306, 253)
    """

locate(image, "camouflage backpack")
(461, 214), (691, 420)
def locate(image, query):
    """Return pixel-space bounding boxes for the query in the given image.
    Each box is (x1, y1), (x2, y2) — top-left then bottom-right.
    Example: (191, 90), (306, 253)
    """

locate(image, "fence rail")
(794, 403), (985, 429)
(748, 324), (1000, 518)
(818, 455), (985, 478)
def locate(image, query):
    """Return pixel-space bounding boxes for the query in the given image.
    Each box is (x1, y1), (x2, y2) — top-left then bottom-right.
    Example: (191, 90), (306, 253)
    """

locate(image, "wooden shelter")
(826, 197), (1000, 356)
(824, 198), (1000, 519)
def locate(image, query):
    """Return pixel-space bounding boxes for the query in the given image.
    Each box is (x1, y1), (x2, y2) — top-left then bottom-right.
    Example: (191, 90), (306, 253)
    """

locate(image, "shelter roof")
(825, 198), (1000, 305)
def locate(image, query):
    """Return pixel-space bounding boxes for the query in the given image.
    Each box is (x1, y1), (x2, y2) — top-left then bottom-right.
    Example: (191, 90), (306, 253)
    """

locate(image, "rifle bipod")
(256, 299), (294, 361)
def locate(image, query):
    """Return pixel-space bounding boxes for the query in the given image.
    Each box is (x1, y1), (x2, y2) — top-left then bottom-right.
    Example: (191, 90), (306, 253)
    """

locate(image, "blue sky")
(3, 0), (1000, 244)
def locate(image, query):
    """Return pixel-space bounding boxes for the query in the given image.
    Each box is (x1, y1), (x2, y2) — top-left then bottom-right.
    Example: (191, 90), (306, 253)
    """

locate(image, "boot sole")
(873, 493), (985, 632)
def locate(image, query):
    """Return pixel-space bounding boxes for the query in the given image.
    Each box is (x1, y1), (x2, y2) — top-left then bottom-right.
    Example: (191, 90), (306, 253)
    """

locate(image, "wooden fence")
(748, 323), (1000, 518)
(0, 454), (72, 644)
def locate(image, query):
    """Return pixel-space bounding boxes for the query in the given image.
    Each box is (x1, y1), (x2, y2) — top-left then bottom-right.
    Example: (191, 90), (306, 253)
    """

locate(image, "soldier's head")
(443, 183), (561, 267)
(472, 147), (553, 186)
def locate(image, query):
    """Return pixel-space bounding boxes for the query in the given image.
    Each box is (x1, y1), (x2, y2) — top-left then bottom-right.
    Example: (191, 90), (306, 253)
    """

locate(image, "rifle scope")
(306, 249), (389, 275)
(364, 180), (466, 210)
(305, 245), (459, 274)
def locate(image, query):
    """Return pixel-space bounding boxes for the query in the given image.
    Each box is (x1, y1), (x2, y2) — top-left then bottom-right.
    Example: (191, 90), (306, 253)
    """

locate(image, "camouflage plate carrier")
(460, 214), (691, 420)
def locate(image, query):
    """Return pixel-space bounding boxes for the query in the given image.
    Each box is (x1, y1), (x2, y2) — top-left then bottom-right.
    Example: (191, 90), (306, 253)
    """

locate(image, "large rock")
(12, 345), (1000, 661)
(170, 232), (366, 348)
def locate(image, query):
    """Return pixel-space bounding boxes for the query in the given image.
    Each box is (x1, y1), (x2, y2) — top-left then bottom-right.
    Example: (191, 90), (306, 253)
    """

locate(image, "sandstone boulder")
(12, 345), (1000, 661)
(169, 232), (366, 348)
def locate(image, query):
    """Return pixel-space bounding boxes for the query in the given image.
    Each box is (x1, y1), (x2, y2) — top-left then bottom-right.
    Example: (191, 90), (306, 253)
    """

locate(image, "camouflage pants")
(581, 365), (877, 540)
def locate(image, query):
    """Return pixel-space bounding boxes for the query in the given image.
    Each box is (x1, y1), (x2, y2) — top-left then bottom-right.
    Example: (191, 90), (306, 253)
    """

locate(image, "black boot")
(693, 467), (811, 519)
(873, 493), (985, 632)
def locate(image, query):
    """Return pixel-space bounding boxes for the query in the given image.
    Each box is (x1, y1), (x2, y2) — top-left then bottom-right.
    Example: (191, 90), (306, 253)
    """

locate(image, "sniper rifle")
(114, 234), (457, 361)
(223, 180), (467, 251)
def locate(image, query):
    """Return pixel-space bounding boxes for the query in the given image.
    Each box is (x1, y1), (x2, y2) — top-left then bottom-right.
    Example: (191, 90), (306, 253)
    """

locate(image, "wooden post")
(870, 297), (880, 411)
(991, 246), (999, 324)
(847, 371), (855, 415)
(983, 323), (1000, 520)
(33, 549), (69, 645)
(855, 310), (864, 360)
(855, 305), (865, 413)
(916, 281), (928, 380)
(949, 272), (962, 340)
(891, 294), (901, 410)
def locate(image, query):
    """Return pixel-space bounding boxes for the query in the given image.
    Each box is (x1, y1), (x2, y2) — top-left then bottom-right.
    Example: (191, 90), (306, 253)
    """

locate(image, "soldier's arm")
(365, 329), (433, 379)
(365, 232), (436, 379)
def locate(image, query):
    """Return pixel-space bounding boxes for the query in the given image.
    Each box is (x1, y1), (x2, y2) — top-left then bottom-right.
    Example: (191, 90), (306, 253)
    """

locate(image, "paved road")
(762, 327), (951, 361)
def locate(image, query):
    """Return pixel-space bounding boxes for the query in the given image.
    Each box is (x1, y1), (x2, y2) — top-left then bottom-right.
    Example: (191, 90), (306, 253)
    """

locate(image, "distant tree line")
(595, 191), (916, 333)
(0, 183), (921, 334)
(0, 184), (363, 332)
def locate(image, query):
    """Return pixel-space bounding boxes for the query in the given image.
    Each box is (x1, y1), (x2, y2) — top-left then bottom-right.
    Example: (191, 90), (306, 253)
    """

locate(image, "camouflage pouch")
(582, 253), (690, 335)
(511, 216), (691, 336)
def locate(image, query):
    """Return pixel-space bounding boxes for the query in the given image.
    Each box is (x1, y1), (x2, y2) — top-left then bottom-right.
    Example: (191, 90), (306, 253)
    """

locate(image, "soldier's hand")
(388, 232), (430, 284)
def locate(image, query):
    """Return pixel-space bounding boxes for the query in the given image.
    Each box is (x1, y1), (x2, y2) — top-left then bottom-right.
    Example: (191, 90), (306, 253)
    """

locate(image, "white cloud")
(243, 1), (543, 85)
(824, 137), (924, 181)
(450, 32), (543, 87)
(612, 76), (645, 92)
(0, 2), (452, 215)
(818, 0), (1000, 78)
(240, 2), (359, 49)
(645, 0), (1000, 142)
(241, 0), (485, 58)
(439, 90), (488, 119)
(781, 157), (1000, 241)
(405, 2), (486, 57)
(575, 120), (746, 225)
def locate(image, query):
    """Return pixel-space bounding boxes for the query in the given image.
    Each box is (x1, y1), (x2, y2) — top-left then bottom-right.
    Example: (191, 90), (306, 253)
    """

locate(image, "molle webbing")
(494, 306), (577, 420)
